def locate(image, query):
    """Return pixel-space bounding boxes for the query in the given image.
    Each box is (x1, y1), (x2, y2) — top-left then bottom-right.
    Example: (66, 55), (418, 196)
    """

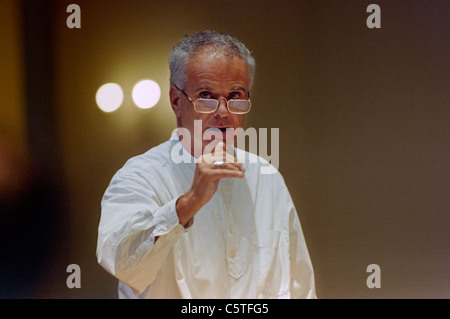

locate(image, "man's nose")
(214, 98), (229, 117)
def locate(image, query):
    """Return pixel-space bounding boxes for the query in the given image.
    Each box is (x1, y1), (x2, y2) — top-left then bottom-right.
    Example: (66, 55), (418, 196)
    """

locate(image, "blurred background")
(0, 0), (449, 298)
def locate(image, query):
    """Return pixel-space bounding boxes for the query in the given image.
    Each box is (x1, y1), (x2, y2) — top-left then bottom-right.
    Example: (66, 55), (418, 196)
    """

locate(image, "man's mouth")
(205, 127), (231, 132)
(203, 127), (234, 142)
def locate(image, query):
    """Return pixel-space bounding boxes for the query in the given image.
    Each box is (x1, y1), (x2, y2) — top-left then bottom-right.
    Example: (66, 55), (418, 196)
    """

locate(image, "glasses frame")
(174, 85), (252, 114)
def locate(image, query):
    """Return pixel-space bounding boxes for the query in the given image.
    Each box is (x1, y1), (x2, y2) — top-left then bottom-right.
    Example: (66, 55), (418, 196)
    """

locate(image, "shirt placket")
(218, 180), (244, 279)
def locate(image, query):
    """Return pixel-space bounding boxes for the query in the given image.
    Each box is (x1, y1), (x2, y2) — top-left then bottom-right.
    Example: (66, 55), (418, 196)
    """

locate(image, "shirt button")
(230, 250), (236, 258)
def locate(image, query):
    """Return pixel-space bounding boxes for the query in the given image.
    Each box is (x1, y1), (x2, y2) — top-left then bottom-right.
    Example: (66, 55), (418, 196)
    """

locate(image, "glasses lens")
(228, 100), (250, 114)
(194, 99), (217, 113)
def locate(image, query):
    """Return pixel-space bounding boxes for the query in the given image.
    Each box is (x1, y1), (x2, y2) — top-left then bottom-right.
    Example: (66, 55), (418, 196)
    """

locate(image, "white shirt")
(96, 133), (316, 299)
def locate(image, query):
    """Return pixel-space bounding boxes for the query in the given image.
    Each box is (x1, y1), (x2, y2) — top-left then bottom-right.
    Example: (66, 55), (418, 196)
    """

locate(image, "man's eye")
(199, 92), (213, 99)
(228, 92), (242, 100)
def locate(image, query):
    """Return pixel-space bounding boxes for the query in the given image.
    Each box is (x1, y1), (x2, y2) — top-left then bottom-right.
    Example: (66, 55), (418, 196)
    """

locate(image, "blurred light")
(132, 79), (161, 109)
(96, 83), (123, 113)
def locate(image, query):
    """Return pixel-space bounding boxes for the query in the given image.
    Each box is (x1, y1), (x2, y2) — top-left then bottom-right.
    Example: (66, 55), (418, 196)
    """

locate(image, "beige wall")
(0, 0), (26, 147)
(4, 0), (449, 298)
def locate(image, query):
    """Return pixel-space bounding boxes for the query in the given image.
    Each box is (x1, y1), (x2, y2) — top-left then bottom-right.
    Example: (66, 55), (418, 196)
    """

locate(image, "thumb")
(214, 141), (225, 159)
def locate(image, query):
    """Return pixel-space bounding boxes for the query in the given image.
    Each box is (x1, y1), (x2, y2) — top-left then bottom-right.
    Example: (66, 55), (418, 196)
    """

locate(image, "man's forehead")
(187, 50), (245, 67)
(185, 53), (249, 90)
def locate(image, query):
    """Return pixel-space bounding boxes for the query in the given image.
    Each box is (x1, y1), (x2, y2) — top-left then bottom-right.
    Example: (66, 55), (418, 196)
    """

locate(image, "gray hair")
(169, 30), (256, 89)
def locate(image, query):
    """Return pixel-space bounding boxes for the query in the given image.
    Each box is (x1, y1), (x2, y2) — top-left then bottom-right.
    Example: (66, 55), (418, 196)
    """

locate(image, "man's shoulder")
(235, 148), (282, 178)
(117, 139), (173, 176)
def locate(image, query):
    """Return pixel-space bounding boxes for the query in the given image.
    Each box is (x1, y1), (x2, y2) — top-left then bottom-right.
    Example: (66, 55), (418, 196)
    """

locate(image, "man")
(97, 30), (316, 298)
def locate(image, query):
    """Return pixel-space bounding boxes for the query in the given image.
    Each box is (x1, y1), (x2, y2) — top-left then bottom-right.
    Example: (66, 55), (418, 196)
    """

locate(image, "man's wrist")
(175, 192), (201, 226)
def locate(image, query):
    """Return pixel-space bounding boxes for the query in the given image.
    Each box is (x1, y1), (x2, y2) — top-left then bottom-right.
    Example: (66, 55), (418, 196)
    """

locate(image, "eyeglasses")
(175, 85), (252, 114)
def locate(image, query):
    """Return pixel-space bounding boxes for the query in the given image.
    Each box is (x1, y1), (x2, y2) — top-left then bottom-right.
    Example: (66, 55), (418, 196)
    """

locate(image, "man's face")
(170, 49), (250, 157)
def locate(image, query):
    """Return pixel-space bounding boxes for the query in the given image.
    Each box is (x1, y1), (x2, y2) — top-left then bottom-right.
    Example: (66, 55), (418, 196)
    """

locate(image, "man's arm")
(97, 145), (245, 294)
(289, 206), (317, 299)
(275, 173), (316, 299)
(97, 172), (184, 294)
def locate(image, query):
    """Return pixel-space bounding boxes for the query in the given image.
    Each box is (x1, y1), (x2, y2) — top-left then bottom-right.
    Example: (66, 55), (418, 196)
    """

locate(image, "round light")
(132, 80), (161, 109)
(96, 83), (124, 113)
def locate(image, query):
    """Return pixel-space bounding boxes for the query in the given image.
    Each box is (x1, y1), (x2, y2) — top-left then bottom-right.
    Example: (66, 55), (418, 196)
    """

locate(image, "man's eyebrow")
(230, 85), (247, 93)
(193, 85), (247, 93)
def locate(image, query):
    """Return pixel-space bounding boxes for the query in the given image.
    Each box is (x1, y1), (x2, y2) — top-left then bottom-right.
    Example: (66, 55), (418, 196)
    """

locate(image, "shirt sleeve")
(96, 170), (186, 295)
(289, 205), (317, 299)
(276, 174), (317, 299)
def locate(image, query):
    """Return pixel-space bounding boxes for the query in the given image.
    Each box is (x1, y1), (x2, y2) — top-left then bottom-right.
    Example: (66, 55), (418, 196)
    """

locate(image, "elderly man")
(97, 30), (316, 299)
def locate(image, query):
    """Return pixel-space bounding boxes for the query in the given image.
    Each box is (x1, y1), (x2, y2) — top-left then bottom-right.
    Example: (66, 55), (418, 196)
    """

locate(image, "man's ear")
(169, 85), (181, 117)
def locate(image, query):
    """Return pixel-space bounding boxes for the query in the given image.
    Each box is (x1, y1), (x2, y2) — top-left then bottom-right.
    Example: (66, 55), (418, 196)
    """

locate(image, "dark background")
(1, 0), (449, 298)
